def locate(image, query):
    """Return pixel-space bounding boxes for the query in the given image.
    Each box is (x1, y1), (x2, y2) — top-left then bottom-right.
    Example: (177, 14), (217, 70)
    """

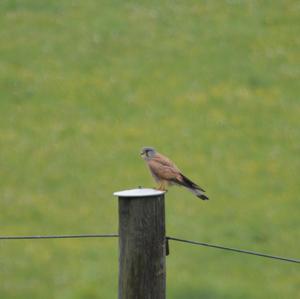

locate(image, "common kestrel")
(140, 147), (209, 200)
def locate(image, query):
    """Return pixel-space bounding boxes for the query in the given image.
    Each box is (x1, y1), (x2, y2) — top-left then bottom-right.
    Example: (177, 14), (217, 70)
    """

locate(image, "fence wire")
(0, 234), (118, 240)
(0, 233), (299, 264)
(167, 236), (300, 264)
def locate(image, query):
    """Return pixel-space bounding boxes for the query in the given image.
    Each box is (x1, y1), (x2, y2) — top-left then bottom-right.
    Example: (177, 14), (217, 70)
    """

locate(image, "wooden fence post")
(114, 188), (166, 299)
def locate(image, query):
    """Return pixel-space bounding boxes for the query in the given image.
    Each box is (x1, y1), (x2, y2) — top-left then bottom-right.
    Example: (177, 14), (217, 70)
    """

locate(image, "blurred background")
(0, 1), (299, 298)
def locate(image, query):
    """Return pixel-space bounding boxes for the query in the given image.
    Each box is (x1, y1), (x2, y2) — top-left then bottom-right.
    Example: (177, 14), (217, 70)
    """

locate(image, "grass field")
(0, 1), (299, 298)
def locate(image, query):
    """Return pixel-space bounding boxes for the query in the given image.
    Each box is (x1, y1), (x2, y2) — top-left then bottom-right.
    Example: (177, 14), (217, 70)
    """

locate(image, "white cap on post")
(113, 188), (165, 198)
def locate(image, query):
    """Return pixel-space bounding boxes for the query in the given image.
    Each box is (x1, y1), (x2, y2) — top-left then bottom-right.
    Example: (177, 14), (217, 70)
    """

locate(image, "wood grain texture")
(118, 194), (166, 299)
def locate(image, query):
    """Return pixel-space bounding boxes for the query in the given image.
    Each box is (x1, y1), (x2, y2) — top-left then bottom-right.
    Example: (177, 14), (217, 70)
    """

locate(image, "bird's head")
(140, 147), (156, 160)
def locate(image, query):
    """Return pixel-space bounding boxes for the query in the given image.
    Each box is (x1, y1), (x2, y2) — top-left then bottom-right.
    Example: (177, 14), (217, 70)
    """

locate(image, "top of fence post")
(113, 188), (165, 198)
(115, 187), (166, 299)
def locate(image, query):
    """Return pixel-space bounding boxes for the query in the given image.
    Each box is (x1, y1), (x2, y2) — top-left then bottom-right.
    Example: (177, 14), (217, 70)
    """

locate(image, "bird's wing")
(148, 159), (182, 182)
(151, 153), (180, 171)
(179, 174), (206, 192)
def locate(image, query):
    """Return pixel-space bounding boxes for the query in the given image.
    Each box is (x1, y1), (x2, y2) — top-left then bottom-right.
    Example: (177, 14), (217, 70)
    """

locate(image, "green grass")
(0, 1), (299, 298)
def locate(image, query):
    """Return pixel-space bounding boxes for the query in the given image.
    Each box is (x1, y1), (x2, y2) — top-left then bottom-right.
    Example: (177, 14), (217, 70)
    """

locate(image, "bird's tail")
(189, 187), (209, 200)
(180, 174), (209, 200)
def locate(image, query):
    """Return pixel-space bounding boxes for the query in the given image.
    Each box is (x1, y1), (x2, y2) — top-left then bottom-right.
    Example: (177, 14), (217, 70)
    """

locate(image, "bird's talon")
(156, 187), (168, 191)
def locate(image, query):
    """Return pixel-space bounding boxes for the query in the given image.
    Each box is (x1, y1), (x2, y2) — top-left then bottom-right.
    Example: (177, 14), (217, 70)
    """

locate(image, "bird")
(140, 147), (209, 200)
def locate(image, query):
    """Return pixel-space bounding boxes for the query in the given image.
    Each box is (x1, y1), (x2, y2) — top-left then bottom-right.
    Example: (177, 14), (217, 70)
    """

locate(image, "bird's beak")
(140, 151), (145, 157)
